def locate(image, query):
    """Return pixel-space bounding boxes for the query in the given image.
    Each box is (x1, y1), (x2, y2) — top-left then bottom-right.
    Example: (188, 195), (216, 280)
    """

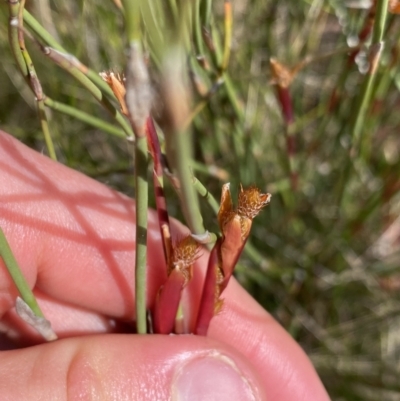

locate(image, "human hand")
(0, 131), (330, 400)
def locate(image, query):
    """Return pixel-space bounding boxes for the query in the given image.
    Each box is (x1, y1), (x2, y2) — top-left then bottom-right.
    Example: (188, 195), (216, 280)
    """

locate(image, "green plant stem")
(23, 9), (63, 51)
(37, 99), (56, 160)
(351, 0), (389, 152)
(122, 0), (141, 42)
(173, 130), (206, 237)
(42, 47), (133, 138)
(133, 136), (149, 334)
(122, 2), (150, 334)
(44, 97), (125, 138)
(12, 0), (57, 160)
(192, 175), (219, 214)
(12, 7), (125, 142)
(193, 0), (204, 56)
(201, 0), (212, 27)
(0, 227), (44, 318)
(221, 0), (232, 72)
(8, 0), (28, 80)
(23, 9), (116, 100)
(372, 0), (389, 44)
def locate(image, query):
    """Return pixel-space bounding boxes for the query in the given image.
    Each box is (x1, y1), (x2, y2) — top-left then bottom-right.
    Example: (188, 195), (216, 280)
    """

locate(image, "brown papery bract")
(170, 236), (201, 285)
(237, 185), (271, 220)
(153, 235), (200, 334)
(99, 71), (128, 116)
(196, 184), (271, 335)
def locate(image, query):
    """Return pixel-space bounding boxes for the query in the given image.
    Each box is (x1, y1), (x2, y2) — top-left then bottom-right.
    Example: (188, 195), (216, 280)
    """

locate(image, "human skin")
(0, 131), (330, 400)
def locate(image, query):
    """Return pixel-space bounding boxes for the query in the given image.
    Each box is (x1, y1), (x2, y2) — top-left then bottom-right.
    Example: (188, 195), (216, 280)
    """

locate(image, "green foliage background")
(2, 0), (400, 398)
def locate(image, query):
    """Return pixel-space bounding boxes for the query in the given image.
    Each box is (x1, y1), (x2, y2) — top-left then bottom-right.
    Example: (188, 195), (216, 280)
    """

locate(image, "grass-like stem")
(8, 0), (28, 79)
(12, 0), (57, 160)
(173, 129), (206, 237)
(122, 0), (141, 43)
(40, 47), (133, 138)
(44, 97), (126, 138)
(122, 3), (151, 334)
(350, 0), (389, 152)
(23, 9), (116, 100)
(133, 136), (149, 334)
(221, 1), (232, 72)
(0, 227), (44, 318)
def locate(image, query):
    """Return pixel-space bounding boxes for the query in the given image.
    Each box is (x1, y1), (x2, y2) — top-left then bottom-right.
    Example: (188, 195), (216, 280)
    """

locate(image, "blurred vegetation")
(2, 0), (400, 398)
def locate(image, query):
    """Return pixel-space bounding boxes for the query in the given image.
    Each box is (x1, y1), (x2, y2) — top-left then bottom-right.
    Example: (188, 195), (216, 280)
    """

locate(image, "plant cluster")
(1, 0), (400, 398)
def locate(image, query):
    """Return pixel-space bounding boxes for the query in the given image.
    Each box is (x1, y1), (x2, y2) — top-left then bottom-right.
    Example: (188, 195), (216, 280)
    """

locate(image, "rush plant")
(2, 0), (400, 399)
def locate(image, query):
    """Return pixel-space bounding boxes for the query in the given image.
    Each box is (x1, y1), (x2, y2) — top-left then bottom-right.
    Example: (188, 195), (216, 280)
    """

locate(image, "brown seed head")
(270, 58), (293, 88)
(170, 236), (200, 285)
(237, 185), (271, 219)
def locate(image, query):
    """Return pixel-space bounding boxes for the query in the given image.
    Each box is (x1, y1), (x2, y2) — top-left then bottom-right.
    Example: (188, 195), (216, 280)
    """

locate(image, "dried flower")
(169, 235), (200, 285)
(99, 71), (128, 115)
(196, 184), (271, 335)
(237, 185), (272, 219)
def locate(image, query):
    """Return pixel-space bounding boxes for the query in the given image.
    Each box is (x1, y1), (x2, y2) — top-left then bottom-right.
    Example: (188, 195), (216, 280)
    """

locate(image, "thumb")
(1, 334), (266, 401)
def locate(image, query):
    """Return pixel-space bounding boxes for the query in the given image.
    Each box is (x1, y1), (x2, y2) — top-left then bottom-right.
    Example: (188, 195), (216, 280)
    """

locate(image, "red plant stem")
(145, 117), (172, 264)
(195, 239), (221, 335)
(219, 217), (248, 290)
(153, 269), (185, 334)
(275, 85), (297, 190)
(146, 117), (163, 176)
(276, 85), (294, 125)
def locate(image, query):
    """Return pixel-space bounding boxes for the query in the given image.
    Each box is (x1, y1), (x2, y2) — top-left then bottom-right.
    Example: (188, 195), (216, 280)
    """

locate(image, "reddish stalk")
(153, 269), (186, 334)
(195, 240), (221, 335)
(195, 184), (271, 335)
(153, 236), (200, 334)
(145, 117), (172, 264)
(270, 58), (297, 190)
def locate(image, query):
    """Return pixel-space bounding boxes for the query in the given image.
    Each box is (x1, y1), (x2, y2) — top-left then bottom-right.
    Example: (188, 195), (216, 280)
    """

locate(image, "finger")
(208, 280), (331, 401)
(1, 289), (127, 346)
(1, 334), (267, 401)
(0, 130), (178, 318)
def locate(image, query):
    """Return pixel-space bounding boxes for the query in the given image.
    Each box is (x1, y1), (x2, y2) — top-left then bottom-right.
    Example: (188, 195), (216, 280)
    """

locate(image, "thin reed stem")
(40, 46), (133, 138)
(174, 129), (206, 236)
(350, 0), (389, 154)
(123, 0), (151, 334)
(23, 9), (116, 100)
(221, 0), (232, 72)
(0, 227), (44, 318)
(133, 136), (149, 334)
(8, 0), (28, 79)
(44, 97), (126, 138)
(10, 0), (57, 160)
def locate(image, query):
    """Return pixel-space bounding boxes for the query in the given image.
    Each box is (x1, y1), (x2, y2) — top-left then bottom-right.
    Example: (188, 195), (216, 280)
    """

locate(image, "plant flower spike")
(99, 71), (128, 116)
(196, 184), (271, 335)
